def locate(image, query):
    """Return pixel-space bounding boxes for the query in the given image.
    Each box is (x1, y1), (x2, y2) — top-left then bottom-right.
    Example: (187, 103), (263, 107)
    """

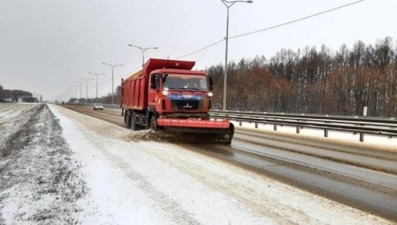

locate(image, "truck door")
(148, 74), (159, 108)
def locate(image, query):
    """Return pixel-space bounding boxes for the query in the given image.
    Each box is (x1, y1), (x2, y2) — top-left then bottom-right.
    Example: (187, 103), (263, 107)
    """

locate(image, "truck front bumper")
(157, 118), (234, 144)
(157, 118), (230, 129)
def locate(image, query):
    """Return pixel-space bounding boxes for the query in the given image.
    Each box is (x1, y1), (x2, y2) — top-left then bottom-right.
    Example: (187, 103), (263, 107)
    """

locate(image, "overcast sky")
(1, 0), (396, 101)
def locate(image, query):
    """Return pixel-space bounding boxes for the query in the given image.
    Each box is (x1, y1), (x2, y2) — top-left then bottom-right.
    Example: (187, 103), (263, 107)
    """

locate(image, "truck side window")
(150, 74), (158, 89)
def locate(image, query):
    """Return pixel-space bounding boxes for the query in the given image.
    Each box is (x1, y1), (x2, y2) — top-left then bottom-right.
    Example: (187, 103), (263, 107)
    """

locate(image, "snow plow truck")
(121, 58), (234, 144)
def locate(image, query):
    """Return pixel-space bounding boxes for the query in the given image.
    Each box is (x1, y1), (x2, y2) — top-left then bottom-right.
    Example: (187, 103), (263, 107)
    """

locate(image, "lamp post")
(68, 86), (73, 102)
(72, 84), (78, 101)
(89, 72), (105, 102)
(75, 82), (83, 100)
(221, 0), (253, 110)
(102, 63), (123, 105)
(81, 78), (93, 102)
(127, 44), (158, 67)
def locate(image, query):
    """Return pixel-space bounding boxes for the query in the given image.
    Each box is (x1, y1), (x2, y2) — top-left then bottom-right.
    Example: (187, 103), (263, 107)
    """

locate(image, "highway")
(63, 105), (397, 222)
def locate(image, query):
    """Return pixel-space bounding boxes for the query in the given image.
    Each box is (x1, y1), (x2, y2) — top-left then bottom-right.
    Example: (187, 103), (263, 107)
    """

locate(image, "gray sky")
(1, 0), (396, 101)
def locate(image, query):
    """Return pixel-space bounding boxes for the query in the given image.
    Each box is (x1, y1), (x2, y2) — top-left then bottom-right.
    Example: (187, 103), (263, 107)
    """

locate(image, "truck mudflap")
(157, 118), (234, 144)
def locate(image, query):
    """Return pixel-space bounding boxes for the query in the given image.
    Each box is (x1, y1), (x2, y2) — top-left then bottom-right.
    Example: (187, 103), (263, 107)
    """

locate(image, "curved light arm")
(89, 72), (105, 76)
(127, 44), (158, 68)
(222, 0), (253, 3)
(81, 78), (93, 82)
(102, 62), (123, 68)
(221, 0), (252, 7)
(127, 44), (158, 52)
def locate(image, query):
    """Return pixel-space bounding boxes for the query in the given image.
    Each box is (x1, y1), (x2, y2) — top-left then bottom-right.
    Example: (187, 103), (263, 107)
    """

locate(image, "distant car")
(93, 103), (104, 110)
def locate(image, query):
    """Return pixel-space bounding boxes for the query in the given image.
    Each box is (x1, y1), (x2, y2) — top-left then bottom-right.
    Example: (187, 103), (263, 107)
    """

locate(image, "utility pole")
(75, 82), (83, 101)
(89, 72), (105, 102)
(74, 84), (77, 100)
(220, 0), (253, 110)
(81, 78), (93, 102)
(102, 63), (123, 105)
(127, 44), (158, 67)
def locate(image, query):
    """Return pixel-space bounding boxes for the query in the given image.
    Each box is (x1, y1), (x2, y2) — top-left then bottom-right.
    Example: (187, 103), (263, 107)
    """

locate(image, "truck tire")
(216, 123), (234, 145)
(125, 111), (131, 128)
(130, 111), (138, 130)
(150, 115), (158, 131)
(224, 123), (235, 145)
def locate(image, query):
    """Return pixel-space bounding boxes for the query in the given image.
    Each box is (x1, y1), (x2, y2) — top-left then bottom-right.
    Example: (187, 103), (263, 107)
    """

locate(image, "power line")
(176, 39), (224, 59)
(59, 0), (367, 100)
(229, 0), (366, 39)
(174, 0), (365, 59)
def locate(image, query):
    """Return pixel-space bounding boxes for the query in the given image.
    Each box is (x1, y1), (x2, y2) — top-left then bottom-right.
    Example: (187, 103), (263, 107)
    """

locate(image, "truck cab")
(148, 69), (213, 116)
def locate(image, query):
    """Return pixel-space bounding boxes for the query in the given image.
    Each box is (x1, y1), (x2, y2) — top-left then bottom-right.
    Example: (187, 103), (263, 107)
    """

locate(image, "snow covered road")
(0, 103), (394, 224)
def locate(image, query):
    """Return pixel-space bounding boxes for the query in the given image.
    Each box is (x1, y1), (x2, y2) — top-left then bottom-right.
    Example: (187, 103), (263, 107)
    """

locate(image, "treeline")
(207, 37), (397, 117)
(0, 85), (33, 102)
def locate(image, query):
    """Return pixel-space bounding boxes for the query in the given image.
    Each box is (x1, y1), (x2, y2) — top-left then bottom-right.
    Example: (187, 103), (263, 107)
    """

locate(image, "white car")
(93, 103), (104, 110)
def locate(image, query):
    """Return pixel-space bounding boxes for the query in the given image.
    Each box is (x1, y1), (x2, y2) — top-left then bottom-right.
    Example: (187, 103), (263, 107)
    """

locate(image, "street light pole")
(220, 0), (253, 110)
(81, 78), (93, 102)
(68, 86), (73, 102)
(71, 84), (77, 100)
(102, 63), (123, 105)
(127, 44), (158, 67)
(89, 72), (105, 102)
(70, 86), (74, 101)
(75, 82), (83, 100)
(73, 84), (77, 100)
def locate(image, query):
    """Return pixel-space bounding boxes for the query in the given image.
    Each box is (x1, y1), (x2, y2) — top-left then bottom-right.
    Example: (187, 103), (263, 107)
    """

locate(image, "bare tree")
(205, 37), (396, 117)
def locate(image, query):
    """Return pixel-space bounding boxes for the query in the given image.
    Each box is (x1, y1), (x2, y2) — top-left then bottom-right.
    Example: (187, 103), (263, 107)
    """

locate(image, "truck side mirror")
(208, 76), (213, 91)
(155, 75), (160, 91)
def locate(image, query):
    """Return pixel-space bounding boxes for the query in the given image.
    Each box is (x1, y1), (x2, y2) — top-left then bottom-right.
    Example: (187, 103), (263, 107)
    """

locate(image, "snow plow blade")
(157, 118), (234, 144)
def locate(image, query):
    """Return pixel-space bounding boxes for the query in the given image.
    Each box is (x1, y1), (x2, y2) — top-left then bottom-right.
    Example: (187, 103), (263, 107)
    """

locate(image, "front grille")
(171, 100), (202, 110)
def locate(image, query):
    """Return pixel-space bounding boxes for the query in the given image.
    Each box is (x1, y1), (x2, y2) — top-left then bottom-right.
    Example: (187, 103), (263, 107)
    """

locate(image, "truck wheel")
(125, 111), (131, 128)
(224, 123), (235, 145)
(217, 123), (234, 145)
(130, 111), (138, 130)
(150, 115), (158, 131)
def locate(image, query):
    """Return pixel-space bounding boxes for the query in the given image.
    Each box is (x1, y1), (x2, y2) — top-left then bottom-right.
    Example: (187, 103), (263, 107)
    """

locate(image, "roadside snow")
(0, 104), (87, 225)
(0, 103), (393, 224)
(0, 103), (37, 121)
(0, 103), (41, 157)
(45, 104), (393, 225)
(231, 121), (397, 152)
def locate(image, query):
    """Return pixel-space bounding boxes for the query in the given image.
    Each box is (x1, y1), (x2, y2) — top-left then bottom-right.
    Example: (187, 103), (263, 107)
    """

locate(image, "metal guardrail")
(68, 103), (396, 142)
(209, 110), (397, 142)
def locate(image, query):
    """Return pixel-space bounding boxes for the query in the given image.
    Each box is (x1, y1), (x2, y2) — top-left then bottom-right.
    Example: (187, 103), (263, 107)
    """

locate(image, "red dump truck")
(121, 58), (234, 144)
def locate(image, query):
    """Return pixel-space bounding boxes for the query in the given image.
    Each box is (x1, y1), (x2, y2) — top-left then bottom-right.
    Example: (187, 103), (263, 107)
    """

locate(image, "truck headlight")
(162, 90), (168, 95)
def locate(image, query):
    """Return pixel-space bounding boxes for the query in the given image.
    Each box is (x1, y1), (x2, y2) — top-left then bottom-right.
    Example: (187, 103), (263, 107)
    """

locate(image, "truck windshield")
(162, 74), (208, 91)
